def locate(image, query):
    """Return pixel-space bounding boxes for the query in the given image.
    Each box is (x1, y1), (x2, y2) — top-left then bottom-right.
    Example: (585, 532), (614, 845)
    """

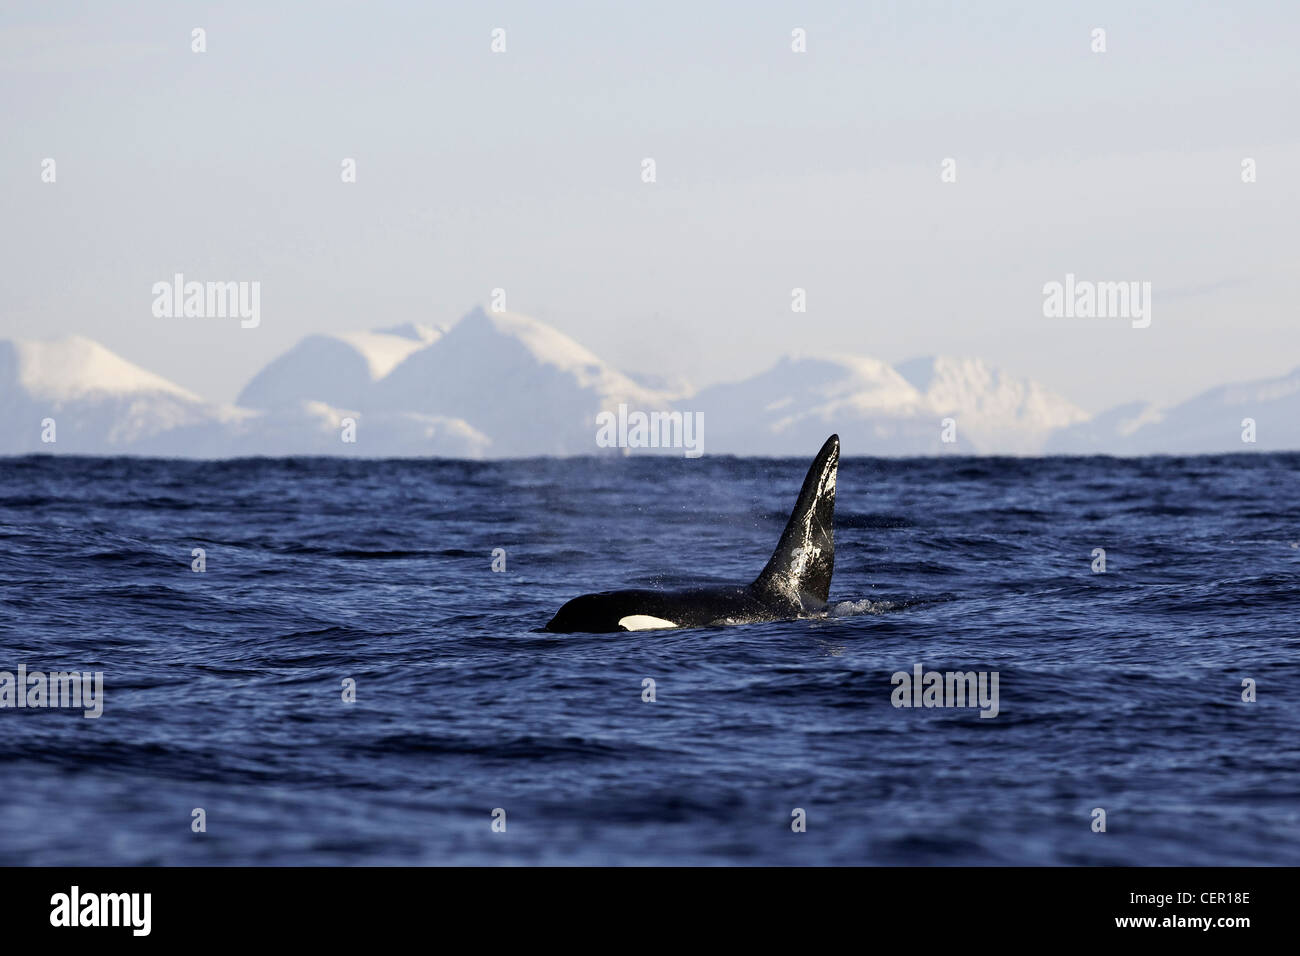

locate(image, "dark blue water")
(1, 453), (1297, 865)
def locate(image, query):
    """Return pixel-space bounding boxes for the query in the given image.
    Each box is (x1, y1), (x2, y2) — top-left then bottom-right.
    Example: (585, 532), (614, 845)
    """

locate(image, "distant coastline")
(3, 308), (1298, 458)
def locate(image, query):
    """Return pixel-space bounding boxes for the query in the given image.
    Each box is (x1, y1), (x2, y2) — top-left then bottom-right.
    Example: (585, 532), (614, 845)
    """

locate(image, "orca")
(546, 434), (839, 633)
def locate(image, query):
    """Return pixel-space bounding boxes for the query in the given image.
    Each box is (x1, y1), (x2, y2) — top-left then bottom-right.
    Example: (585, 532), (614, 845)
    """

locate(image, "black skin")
(545, 585), (804, 633)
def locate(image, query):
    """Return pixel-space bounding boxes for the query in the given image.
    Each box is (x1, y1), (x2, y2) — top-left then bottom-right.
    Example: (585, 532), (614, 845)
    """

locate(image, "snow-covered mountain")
(0, 336), (234, 455)
(0, 332), (485, 458)
(228, 321), (491, 456)
(692, 354), (1086, 455)
(374, 307), (673, 456)
(237, 323), (444, 411)
(1, 310), (1296, 457)
(1046, 366), (1300, 454)
(896, 356), (1090, 454)
(691, 355), (927, 455)
(224, 401), (489, 458)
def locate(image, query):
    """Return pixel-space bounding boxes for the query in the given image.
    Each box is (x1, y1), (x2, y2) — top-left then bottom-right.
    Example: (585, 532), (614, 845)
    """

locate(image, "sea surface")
(1, 452), (1297, 866)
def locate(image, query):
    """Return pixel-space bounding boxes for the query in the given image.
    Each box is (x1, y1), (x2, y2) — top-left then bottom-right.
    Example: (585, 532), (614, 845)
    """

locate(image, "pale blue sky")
(3, 0), (1298, 410)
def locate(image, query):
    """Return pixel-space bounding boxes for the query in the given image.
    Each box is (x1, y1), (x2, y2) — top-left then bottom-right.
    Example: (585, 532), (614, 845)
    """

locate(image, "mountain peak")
(6, 335), (199, 402)
(444, 304), (626, 382)
(237, 324), (448, 410)
(375, 308), (673, 454)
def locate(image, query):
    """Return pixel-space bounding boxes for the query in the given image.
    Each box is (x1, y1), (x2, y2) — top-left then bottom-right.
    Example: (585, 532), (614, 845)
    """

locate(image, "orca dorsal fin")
(753, 434), (838, 606)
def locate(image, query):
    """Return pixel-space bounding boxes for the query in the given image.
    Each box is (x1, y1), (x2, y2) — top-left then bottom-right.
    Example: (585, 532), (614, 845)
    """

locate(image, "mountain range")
(3, 307), (1297, 457)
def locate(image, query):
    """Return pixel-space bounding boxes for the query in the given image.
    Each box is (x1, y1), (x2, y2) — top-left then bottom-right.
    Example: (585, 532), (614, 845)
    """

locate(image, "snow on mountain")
(0, 332), (486, 458)
(1046, 366), (1300, 454)
(238, 323), (444, 411)
(225, 401), (490, 458)
(375, 307), (673, 456)
(895, 356), (1089, 454)
(0, 336), (230, 455)
(624, 369), (695, 402)
(691, 353), (1086, 455)
(690, 355), (930, 455)
(9, 335), (200, 402)
(2, 316), (1295, 458)
(1041, 401), (1161, 455)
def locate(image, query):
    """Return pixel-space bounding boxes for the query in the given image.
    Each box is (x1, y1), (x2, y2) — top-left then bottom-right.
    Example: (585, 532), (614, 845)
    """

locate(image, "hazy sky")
(3, 1), (1298, 411)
